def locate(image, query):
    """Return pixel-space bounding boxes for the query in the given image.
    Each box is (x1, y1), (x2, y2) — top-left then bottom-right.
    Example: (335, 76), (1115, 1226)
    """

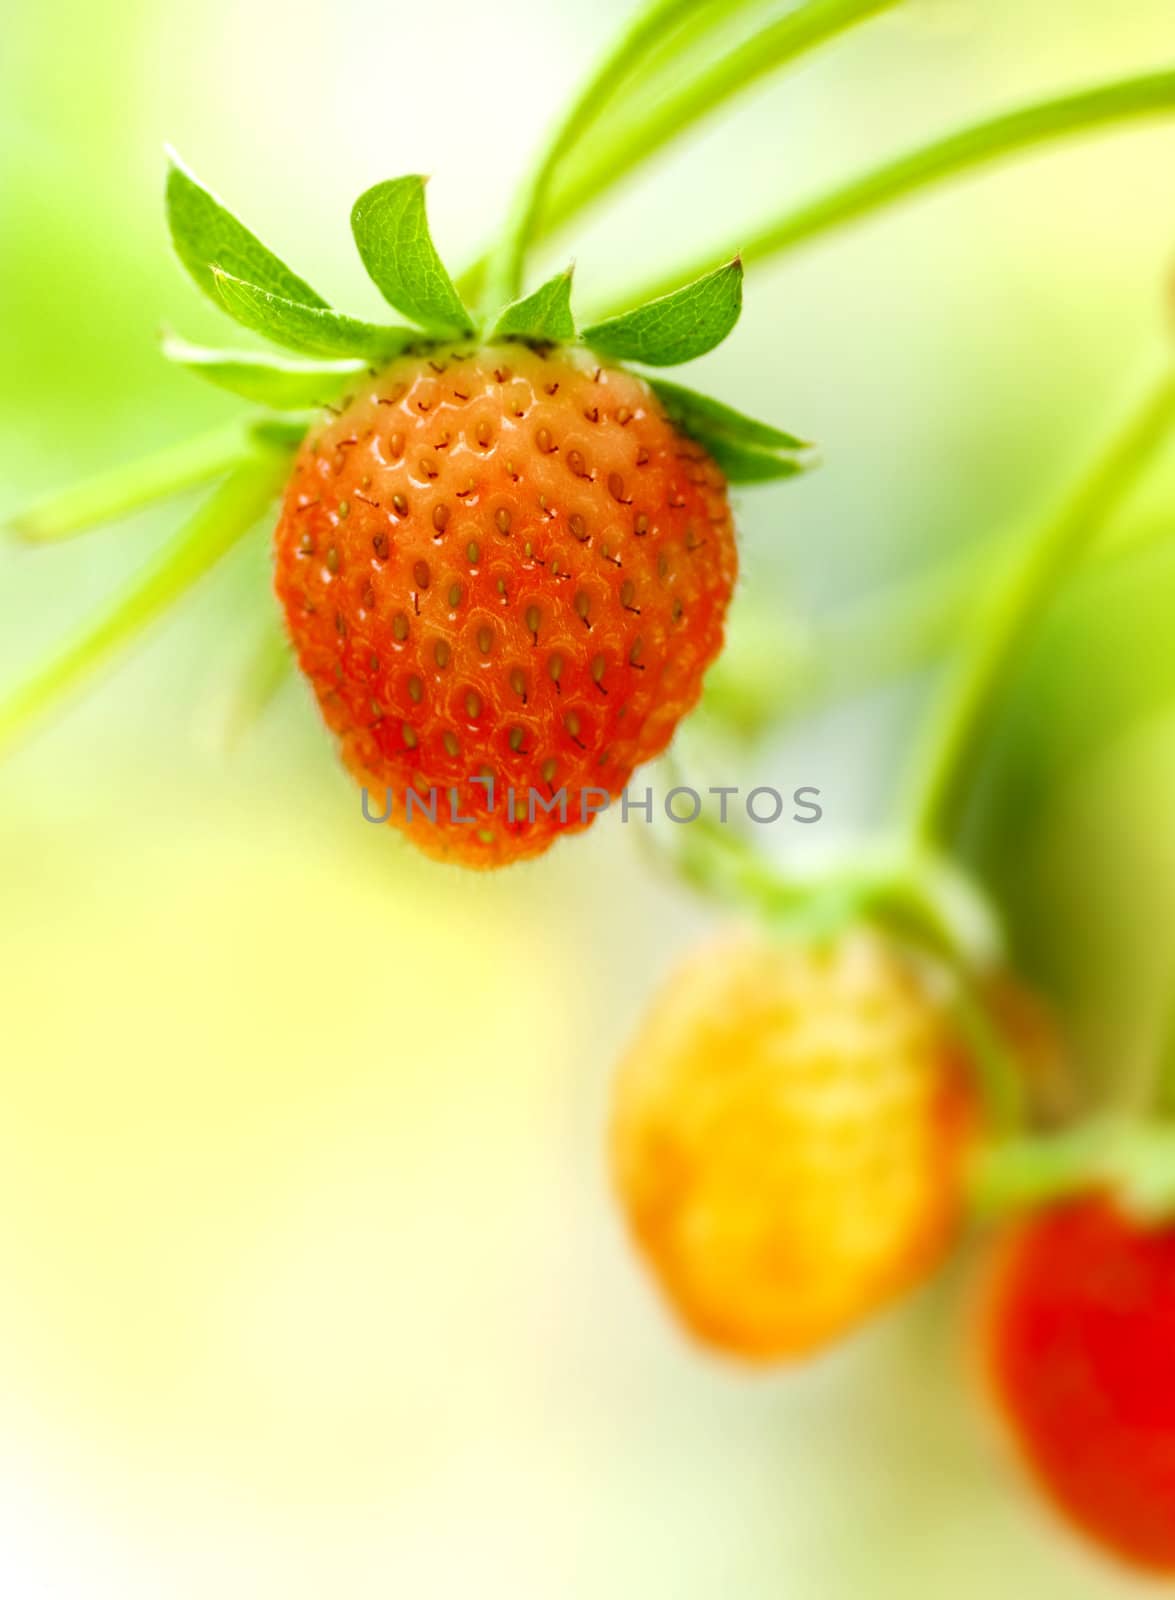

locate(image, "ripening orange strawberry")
(274, 344), (737, 866)
(611, 925), (982, 1361)
(988, 1195), (1175, 1572)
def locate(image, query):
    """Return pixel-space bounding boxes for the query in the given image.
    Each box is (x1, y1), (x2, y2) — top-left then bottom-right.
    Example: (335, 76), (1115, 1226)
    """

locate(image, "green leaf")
(165, 148), (327, 310)
(491, 267), (576, 342)
(648, 378), (808, 452)
(580, 257), (742, 366)
(350, 177), (474, 336)
(648, 377), (813, 482)
(212, 270), (415, 361)
(162, 333), (367, 408)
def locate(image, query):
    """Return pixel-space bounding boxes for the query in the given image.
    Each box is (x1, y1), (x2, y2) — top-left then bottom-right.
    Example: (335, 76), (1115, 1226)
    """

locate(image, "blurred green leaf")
(0, 455), (289, 760)
(212, 271), (414, 361)
(491, 268), (576, 342)
(5, 424), (254, 544)
(162, 334), (366, 408)
(580, 258), (743, 366)
(165, 149), (328, 310)
(351, 177), (473, 336)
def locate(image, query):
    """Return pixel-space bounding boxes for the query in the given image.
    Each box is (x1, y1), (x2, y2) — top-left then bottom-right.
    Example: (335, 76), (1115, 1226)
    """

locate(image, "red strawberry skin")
(988, 1196), (1175, 1570)
(273, 344), (736, 866)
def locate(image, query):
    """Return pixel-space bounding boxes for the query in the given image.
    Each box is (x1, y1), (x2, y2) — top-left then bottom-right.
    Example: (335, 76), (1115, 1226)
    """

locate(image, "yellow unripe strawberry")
(610, 926), (981, 1361)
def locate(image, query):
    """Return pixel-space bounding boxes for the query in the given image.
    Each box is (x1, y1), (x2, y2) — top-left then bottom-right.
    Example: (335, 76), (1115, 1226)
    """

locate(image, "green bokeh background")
(1, 1), (1174, 1594)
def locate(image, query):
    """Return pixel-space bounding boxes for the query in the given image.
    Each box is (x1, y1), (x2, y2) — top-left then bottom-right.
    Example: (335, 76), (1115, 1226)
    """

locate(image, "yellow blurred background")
(2, 0), (1174, 1593)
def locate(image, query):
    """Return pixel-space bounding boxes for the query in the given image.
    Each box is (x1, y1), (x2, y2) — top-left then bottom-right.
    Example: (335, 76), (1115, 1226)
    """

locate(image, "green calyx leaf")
(970, 1118), (1175, 1227)
(165, 148), (327, 310)
(701, 438), (809, 483)
(212, 270), (415, 361)
(649, 379), (807, 451)
(351, 177), (474, 337)
(162, 334), (367, 408)
(649, 378), (813, 483)
(580, 256), (742, 366)
(491, 267), (576, 342)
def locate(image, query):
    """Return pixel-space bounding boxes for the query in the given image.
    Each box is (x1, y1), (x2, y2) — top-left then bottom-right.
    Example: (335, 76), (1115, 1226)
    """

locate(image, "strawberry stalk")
(546, 0), (903, 236)
(481, 0), (719, 314)
(658, 799), (998, 961)
(909, 362), (1175, 849)
(592, 69), (1175, 313)
(464, 0), (903, 300)
(0, 451), (289, 759)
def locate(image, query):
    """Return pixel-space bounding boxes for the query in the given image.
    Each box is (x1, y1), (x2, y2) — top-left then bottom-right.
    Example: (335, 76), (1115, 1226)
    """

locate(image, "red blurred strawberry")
(988, 1194), (1175, 1571)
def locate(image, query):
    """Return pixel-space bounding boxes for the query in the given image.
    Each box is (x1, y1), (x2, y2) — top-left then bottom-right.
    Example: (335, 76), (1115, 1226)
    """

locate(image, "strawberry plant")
(3, 0), (1175, 1565)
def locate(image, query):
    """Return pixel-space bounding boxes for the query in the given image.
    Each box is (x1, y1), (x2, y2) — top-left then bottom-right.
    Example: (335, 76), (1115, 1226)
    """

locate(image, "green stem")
(547, 0), (904, 236)
(461, 0), (902, 303)
(481, 0), (722, 314)
(0, 454), (289, 760)
(590, 69), (1175, 313)
(5, 422), (255, 544)
(910, 365), (1175, 848)
(661, 792), (996, 959)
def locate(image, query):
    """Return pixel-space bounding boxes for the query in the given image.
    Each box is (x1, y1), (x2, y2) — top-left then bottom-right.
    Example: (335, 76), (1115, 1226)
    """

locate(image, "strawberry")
(610, 925), (980, 1361)
(1, 160), (809, 863)
(273, 344), (737, 866)
(987, 1195), (1175, 1571)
